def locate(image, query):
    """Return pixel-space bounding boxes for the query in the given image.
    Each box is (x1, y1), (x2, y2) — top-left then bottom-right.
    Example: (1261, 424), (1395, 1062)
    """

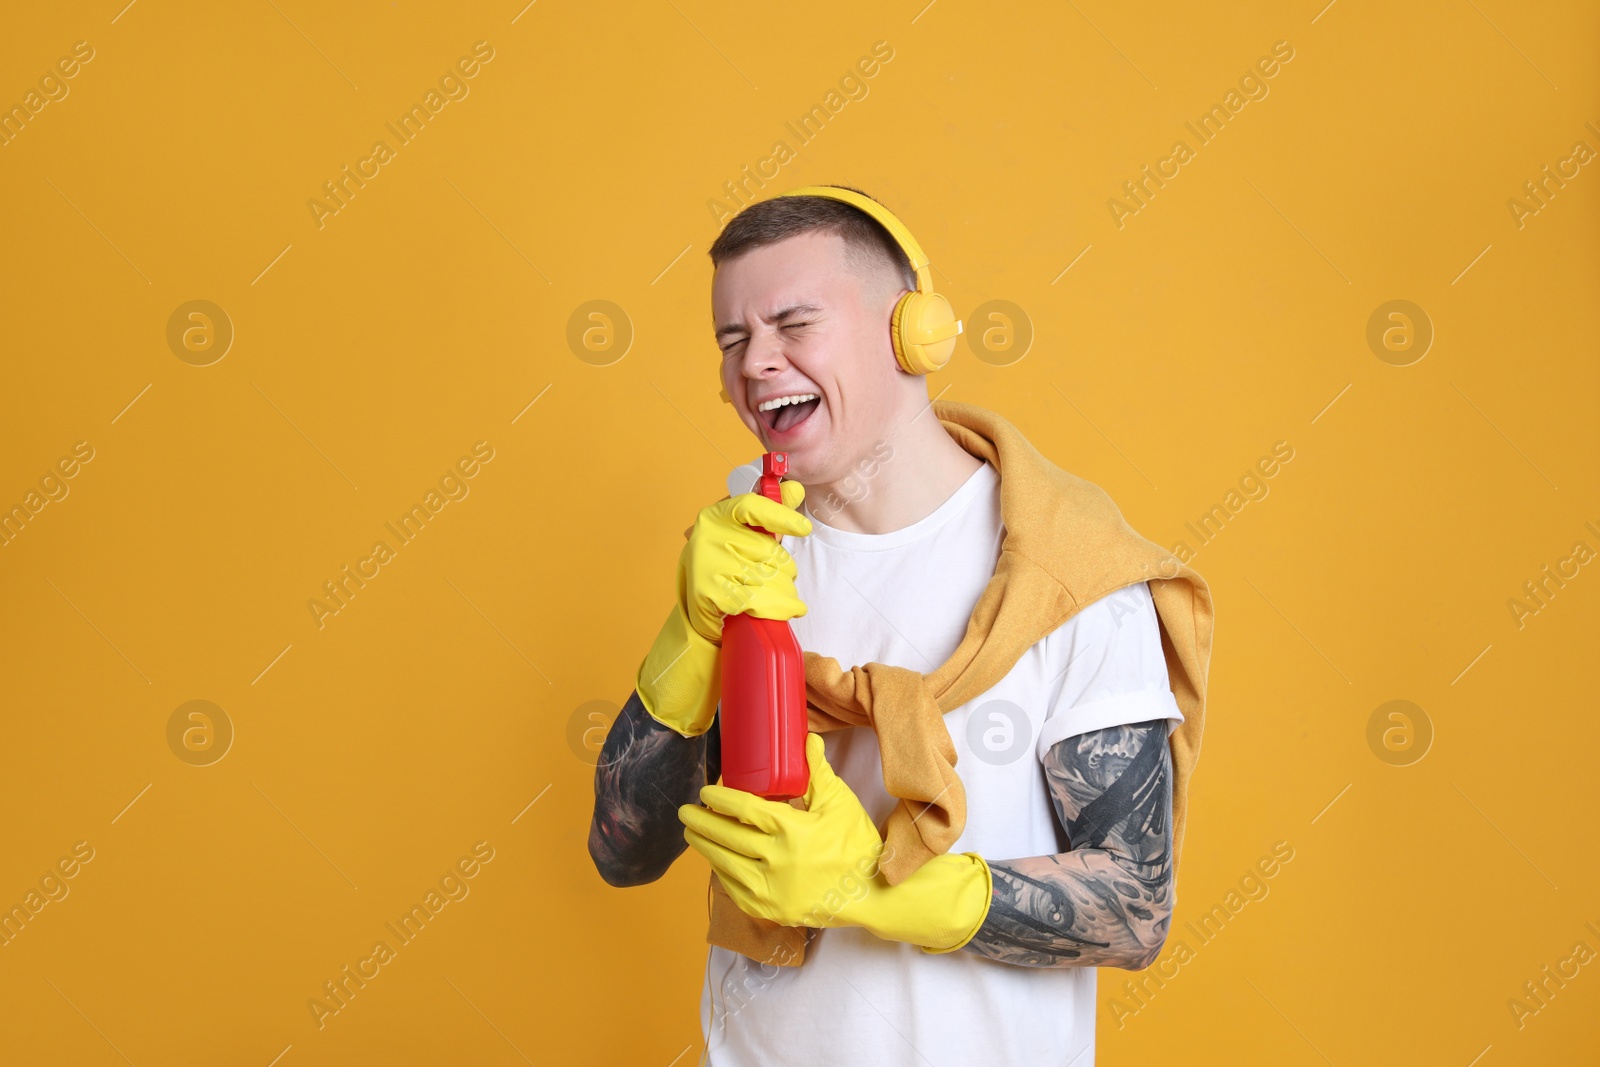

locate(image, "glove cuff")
(853, 850), (993, 952)
(918, 852), (993, 955)
(636, 603), (721, 738)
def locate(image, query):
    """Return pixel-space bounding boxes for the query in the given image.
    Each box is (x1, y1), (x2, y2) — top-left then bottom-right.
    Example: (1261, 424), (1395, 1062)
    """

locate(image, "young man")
(587, 186), (1211, 1065)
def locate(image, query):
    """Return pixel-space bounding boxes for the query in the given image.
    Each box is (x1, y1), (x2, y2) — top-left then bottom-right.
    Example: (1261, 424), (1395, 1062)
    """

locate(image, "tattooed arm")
(587, 689), (722, 887)
(960, 718), (1174, 970)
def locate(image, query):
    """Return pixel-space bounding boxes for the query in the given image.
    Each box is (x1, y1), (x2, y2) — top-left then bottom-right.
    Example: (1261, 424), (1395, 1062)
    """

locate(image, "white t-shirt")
(699, 456), (1184, 1067)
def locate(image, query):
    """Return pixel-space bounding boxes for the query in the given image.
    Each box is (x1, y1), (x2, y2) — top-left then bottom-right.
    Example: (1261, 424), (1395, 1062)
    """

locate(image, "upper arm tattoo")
(587, 689), (713, 887)
(961, 718), (1175, 970)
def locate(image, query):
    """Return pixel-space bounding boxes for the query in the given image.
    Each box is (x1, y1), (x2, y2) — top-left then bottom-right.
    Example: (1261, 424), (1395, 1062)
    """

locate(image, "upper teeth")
(758, 393), (818, 412)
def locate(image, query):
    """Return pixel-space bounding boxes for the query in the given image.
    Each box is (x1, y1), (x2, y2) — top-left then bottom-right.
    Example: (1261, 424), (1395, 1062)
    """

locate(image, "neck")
(806, 392), (983, 535)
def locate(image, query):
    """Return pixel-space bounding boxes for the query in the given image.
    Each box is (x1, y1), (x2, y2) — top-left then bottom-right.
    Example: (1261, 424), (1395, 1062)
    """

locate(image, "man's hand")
(678, 483), (813, 645)
(679, 732), (991, 952)
(636, 483), (811, 739)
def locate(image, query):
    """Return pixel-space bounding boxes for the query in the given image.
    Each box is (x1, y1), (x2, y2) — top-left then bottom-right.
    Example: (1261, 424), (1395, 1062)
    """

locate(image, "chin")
(786, 445), (862, 488)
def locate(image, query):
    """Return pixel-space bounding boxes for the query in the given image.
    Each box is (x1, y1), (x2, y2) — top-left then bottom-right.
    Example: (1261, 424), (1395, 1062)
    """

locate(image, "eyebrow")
(714, 303), (825, 342)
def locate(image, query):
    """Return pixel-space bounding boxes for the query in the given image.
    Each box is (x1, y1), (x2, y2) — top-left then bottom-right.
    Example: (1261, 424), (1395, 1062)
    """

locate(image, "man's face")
(712, 230), (907, 484)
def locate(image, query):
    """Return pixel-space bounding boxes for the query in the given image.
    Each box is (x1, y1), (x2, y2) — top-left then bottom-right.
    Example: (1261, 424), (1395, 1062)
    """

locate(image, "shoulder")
(1052, 582), (1159, 647)
(1035, 581), (1178, 755)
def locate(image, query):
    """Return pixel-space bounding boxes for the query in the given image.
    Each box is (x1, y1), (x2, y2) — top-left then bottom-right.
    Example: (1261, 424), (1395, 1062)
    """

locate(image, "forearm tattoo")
(587, 689), (718, 887)
(963, 719), (1174, 970)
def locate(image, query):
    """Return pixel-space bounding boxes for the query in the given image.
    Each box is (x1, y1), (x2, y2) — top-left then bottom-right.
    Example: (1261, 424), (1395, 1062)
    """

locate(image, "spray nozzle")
(757, 452), (788, 503)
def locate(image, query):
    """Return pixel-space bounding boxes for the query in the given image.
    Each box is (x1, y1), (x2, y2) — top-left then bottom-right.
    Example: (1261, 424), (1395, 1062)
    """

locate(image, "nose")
(737, 324), (790, 386)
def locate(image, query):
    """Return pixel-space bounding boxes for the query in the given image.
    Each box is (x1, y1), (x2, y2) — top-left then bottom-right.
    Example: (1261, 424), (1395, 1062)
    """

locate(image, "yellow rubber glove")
(680, 732), (993, 953)
(636, 482), (812, 738)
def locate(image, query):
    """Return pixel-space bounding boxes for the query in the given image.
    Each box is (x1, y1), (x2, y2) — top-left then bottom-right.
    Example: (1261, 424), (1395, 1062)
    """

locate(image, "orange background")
(1, 1), (1596, 1064)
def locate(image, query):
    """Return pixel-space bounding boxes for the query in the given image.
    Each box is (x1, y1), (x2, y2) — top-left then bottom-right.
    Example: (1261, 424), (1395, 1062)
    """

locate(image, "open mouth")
(758, 393), (822, 436)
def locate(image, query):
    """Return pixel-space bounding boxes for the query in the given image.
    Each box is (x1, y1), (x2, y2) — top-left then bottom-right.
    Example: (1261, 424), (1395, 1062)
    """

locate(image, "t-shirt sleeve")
(1034, 580), (1184, 764)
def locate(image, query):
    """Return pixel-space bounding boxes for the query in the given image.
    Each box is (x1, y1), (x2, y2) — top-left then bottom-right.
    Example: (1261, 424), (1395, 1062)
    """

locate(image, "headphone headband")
(774, 185), (933, 294)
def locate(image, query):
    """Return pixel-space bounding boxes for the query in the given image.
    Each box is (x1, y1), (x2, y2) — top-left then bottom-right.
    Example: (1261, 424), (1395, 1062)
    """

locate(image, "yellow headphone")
(719, 185), (961, 403)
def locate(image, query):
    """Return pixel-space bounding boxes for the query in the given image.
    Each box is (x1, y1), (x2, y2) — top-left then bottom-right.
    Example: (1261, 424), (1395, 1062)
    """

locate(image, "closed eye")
(720, 317), (814, 351)
(721, 323), (808, 353)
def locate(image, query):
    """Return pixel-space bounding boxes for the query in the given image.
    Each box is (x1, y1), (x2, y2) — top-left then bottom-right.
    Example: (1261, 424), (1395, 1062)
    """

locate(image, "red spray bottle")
(718, 452), (811, 801)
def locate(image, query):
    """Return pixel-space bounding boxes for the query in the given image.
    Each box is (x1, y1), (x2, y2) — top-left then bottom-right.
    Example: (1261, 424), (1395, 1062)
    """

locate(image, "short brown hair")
(708, 184), (917, 297)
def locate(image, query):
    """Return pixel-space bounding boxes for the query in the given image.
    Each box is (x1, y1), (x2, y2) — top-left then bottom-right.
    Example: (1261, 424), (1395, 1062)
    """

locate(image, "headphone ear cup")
(889, 291), (915, 375)
(893, 290), (961, 375)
